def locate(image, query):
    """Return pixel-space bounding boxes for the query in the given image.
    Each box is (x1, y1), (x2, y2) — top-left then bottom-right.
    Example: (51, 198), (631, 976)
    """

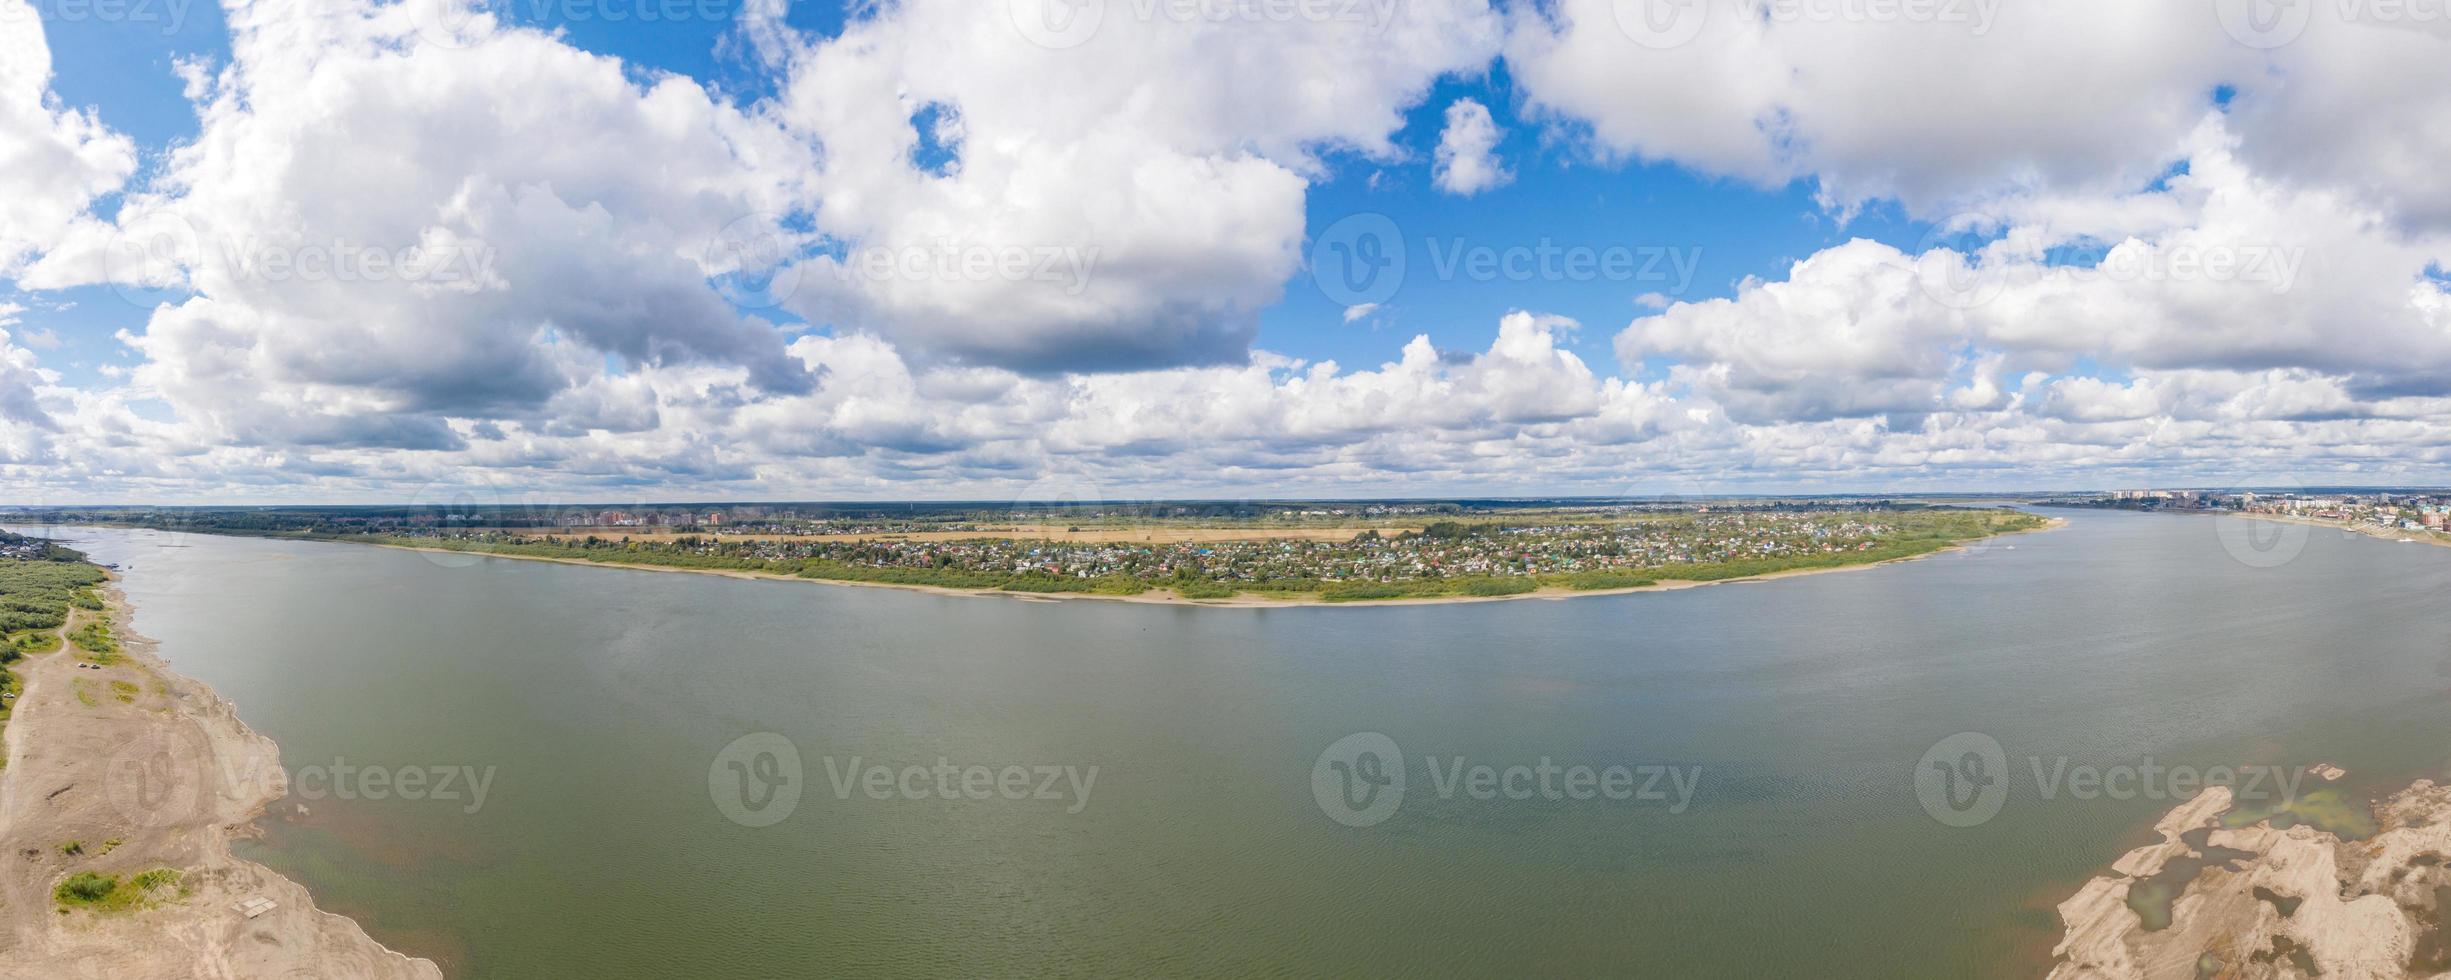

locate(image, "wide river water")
(30, 509), (2451, 977)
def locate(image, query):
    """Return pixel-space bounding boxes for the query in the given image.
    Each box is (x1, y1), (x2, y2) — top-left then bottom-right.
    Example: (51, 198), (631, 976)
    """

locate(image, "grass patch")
(1456, 577), (1538, 597)
(8, 630), (60, 655)
(72, 678), (97, 708)
(0, 666), (22, 726)
(53, 867), (185, 913)
(58, 840), (83, 856)
(1320, 583), (1408, 602)
(109, 680), (137, 703)
(69, 620), (119, 659)
(1169, 580), (1240, 599)
(1553, 571), (1659, 591)
(131, 868), (182, 892)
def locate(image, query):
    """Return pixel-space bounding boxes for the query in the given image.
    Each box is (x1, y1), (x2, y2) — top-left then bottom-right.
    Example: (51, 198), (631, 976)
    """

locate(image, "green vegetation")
(70, 620), (119, 658)
(9, 630), (61, 655)
(54, 871), (112, 904)
(1459, 577), (1538, 597)
(58, 840), (83, 856)
(110, 680), (137, 703)
(131, 868), (183, 892)
(20, 505), (2049, 604)
(73, 678), (97, 708)
(0, 532), (111, 754)
(1168, 580), (1240, 599)
(1559, 571), (1658, 590)
(0, 538), (106, 635)
(1320, 583), (1408, 602)
(53, 867), (185, 912)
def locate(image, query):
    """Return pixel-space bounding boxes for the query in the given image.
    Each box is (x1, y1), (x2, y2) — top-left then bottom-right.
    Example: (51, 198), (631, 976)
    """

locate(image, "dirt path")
(0, 588), (439, 978)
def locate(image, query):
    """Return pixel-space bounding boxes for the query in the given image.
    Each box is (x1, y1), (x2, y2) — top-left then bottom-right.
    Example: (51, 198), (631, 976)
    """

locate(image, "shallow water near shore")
(28, 509), (2451, 978)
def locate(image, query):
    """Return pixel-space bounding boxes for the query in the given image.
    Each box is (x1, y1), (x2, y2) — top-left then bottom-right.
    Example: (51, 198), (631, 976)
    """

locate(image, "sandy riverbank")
(368, 517), (2066, 609)
(0, 582), (439, 978)
(2235, 511), (2451, 551)
(2047, 771), (2451, 979)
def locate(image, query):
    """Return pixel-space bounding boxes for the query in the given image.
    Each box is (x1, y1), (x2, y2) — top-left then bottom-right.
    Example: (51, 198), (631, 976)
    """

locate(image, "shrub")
(55, 872), (117, 905)
(1458, 577), (1537, 597)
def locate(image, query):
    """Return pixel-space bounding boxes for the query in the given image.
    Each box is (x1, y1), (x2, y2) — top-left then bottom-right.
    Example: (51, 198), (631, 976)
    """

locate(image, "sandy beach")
(0, 582), (439, 978)
(369, 517), (2067, 609)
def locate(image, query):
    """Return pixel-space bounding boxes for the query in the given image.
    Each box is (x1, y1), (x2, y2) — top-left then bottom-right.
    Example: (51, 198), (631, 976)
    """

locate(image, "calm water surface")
(34, 510), (2451, 978)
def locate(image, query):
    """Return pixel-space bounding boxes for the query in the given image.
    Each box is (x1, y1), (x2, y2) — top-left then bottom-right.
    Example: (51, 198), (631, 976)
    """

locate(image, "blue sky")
(5, 0), (2450, 501)
(22, 0), (1942, 387)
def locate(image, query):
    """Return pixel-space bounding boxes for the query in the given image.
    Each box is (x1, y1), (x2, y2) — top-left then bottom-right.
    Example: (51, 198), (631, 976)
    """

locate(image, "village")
(387, 510), (1917, 586)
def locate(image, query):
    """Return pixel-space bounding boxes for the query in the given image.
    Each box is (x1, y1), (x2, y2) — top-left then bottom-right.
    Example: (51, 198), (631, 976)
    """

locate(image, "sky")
(3, 0), (2450, 504)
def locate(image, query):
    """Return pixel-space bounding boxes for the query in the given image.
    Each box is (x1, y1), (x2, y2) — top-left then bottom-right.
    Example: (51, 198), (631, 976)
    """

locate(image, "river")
(33, 509), (2451, 977)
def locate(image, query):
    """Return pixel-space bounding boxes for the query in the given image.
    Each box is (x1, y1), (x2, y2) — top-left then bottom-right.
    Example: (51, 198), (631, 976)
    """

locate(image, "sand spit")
(0, 585), (440, 978)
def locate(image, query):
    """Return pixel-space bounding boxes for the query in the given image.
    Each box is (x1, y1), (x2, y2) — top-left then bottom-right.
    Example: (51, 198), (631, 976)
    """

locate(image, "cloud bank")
(3, 0), (2449, 501)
